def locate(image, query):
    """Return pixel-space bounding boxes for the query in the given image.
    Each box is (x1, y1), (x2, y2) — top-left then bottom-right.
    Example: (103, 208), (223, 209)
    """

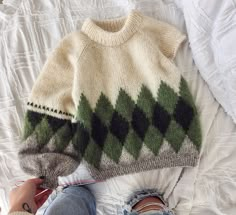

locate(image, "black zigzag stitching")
(27, 102), (73, 117)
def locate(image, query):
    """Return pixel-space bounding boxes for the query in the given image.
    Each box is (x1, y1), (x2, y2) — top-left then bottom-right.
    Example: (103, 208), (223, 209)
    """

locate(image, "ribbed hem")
(83, 151), (199, 180)
(81, 10), (143, 46)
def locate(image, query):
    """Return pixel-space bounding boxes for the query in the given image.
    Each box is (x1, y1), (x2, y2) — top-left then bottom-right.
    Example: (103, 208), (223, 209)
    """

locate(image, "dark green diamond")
(124, 130), (143, 160)
(72, 123), (90, 156)
(187, 115), (201, 151)
(54, 122), (72, 152)
(35, 117), (53, 145)
(157, 81), (179, 114)
(144, 126), (163, 155)
(23, 111), (43, 140)
(103, 133), (123, 163)
(179, 77), (195, 109)
(84, 139), (102, 169)
(95, 93), (114, 126)
(23, 115), (34, 140)
(165, 120), (186, 152)
(137, 85), (155, 119)
(115, 89), (135, 121)
(76, 94), (93, 130)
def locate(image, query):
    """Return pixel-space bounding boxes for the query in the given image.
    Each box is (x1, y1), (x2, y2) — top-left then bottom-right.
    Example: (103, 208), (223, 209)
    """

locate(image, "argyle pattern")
(23, 77), (201, 170)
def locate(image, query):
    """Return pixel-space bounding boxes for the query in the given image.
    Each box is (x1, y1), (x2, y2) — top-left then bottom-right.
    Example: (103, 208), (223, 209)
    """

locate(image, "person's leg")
(123, 189), (174, 215)
(43, 185), (96, 215)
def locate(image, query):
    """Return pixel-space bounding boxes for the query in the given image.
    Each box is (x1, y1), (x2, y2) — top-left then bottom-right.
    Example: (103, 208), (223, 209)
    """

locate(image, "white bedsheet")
(0, 1), (236, 215)
(182, 0), (236, 124)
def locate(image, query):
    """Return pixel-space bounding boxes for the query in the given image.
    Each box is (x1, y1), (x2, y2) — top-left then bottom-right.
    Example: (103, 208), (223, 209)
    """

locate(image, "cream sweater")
(18, 10), (201, 189)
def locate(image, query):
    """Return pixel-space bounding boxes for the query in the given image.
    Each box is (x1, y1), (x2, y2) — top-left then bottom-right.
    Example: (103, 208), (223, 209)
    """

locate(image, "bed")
(1, 0), (236, 215)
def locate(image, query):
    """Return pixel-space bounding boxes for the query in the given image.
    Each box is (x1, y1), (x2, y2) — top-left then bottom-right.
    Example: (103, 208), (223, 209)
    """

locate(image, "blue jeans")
(43, 186), (174, 215)
(123, 189), (175, 215)
(43, 185), (96, 215)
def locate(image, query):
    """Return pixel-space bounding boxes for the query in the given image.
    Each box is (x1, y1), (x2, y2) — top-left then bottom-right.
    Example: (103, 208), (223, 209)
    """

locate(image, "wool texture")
(19, 10), (202, 189)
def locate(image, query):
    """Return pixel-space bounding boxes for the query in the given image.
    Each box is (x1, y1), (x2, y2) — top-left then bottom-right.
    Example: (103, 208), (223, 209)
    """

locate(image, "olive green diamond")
(72, 123), (90, 156)
(157, 81), (179, 114)
(76, 94), (93, 131)
(124, 130), (143, 160)
(35, 117), (53, 145)
(165, 120), (186, 152)
(103, 133), (123, 163)
(187, 115), (201, 151)
(115, 89), (135, 121)
(137, 85), (156, 119)
(23, 111), (43, 140)
(95, 93), (114, 126)
(144, 125), (163, 155)
(23, 115), (34, 140)
(54, 122), (72, 152)
(84, 139), (102, 169)
(179, 77), (195, 108)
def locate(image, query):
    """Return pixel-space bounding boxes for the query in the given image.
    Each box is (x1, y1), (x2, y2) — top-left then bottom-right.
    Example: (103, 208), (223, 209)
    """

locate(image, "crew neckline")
(81, 10), (143, 46)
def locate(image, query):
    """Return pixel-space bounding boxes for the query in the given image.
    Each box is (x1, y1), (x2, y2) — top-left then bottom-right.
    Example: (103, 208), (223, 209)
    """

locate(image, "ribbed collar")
(81, 10), (143, 46)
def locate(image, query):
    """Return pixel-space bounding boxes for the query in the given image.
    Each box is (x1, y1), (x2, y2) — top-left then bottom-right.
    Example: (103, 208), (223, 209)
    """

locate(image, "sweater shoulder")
(140, 15), (174, 34)
(139, 15), (186, 59)
(53, 31), (91, 60)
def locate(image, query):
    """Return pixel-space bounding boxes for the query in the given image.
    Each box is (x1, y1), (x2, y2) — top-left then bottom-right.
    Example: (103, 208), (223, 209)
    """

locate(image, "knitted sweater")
(19, 10), (201, 189)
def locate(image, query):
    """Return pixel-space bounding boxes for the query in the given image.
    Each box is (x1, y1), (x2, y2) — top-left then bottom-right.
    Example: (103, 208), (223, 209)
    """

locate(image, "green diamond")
(23, 111), (43, 140)
(76, 94), (93, 131)
(95, 93), (114, 126)
(115, 89), (135, 121)
(103, 133), (123, 163)
(124, 130), (143, 160)
(84, 140), (102, 169)
(54, 122), (72, 152)
(72, 123), (90, 156)
(23, 115), (34, 140)
(165, 120), (186, 152)
(35, 117), (53, 145)
(187, 115), (201, 151)
(144, 126), (163, 155)
(158, 81), (179, 114)
(179, 77), (195, 108)
(137, 85), (155, 119)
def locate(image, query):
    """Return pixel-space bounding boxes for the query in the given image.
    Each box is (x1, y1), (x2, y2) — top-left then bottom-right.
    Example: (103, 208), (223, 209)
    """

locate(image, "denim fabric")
(43, 185), (96, 215)
(123, 189), (174, 215)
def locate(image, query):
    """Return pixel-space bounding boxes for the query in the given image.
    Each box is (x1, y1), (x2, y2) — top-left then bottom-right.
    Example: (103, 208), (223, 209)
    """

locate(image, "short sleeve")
(18, 36), (80, 189)
(29, 37), (76, 117)
(156, 21), (186, 60)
